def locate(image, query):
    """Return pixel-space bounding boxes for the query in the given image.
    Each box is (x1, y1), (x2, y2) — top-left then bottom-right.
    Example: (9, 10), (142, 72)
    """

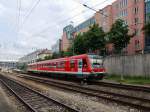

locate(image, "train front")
(88, 55), (106, 79)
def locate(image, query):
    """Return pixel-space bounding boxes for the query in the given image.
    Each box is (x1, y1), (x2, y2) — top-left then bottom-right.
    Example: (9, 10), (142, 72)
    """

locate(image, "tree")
(44, 55), (52, 60)
(52, 52), (60, 59)
(143, 21), (150, 35)
(72, 33), (87, 54)
(84, 24), (106, 53)
(63, 51), (73, 56)
(36, 58), (43, 62)
(72, 24), (106, 55)
(107, 19), (134, 54)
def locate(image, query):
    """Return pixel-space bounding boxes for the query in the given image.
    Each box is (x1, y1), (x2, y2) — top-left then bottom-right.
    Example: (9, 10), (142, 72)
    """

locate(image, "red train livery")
(27, 54), (106, 80)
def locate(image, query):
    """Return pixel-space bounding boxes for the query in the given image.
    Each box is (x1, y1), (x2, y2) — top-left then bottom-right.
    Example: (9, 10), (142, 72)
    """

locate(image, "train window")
(78, 60), (82, 68)
(49, 63), (52, 68)
(61, 61), (65, 68)
(57, 62), (62, 68)
(70, 60), (75, 68)
(53, 63), (56, 68)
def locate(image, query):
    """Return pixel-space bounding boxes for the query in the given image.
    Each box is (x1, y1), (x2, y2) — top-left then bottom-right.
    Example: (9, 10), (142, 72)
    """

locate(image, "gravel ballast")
(1, 73), (142, 112)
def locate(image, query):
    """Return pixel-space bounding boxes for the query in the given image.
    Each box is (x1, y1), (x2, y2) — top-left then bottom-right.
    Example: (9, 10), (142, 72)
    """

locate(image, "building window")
(134, 0), (139, 4)
(116, 4), (119, 9)
(134, 18), (139, 24)
(134, 29), (140, 36)
(135, 40), (140, 49)
(134, 7), (139, 14)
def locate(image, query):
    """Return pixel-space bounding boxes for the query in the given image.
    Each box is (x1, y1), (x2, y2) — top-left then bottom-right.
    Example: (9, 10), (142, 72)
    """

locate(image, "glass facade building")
(145, 0), (150, 52)
(146, 0), (150, 22)
(63, 25), (74, 39)
(74, 17), (96, 32)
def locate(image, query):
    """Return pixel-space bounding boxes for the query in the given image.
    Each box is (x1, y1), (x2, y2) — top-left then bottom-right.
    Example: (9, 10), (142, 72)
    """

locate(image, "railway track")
(22, 72), (150, 93)
(0, 75), (78, 112)
(93, 81), (150, 93)
(16, 74), (150, 111)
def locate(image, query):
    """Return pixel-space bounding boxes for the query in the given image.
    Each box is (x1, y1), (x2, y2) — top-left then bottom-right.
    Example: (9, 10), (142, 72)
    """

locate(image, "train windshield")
(88, 55), (103, 68)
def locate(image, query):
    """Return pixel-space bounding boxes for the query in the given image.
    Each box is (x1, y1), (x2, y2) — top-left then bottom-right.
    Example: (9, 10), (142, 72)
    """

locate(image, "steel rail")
(93, 81), (150, 93)
(19, 72), (150, 93)
(0, 79), (37, 112)
(0, 75), (78, 112)
(19, 75), (150, 111)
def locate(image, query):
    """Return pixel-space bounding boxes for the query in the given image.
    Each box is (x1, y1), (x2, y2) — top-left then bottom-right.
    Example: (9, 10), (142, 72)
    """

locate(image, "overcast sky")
(0, 0), (116, 61)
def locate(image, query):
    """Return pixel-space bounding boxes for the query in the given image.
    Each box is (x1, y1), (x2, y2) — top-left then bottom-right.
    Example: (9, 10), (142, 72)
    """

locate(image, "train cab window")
(61, 61), (65, 68)
(88, 55), (103, 68)
(70, 60), (75, 68)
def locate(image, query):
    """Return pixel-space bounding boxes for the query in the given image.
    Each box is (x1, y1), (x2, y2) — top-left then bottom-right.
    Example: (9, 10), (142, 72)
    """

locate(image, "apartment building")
(61, 0), (147, 55)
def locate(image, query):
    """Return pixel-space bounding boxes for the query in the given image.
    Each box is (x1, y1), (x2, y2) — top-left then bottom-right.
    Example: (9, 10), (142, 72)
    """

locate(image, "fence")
(104, 53), (150, 77)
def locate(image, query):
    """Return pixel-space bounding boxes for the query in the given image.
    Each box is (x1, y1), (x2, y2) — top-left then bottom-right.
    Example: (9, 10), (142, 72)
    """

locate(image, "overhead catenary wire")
(29, 0), (90, 31)
(16, 0), (21, 32)
(21, 0), (41, 29)
(30, 0), (112, 37)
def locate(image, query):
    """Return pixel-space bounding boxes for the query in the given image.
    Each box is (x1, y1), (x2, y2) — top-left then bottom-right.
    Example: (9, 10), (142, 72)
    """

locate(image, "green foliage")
(72, 24), (106, 55)
(107, 19), (133, 54)
(105, 74), (150, 85)
(44, 55), (52, 60)
(52, 52), (60, 59)
(63, 51), (73, 57)
(85, 24), (106, 52)
(72, 33), (87, 54)
(143, 21), (150, 35)
(36, 58), (43, 62)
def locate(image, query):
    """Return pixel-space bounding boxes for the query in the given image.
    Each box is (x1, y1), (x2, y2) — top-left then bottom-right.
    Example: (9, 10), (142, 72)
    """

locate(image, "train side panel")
(27, 54), (105, 80)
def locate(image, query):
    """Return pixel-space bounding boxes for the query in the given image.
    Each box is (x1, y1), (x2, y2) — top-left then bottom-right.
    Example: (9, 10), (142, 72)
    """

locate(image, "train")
(27, 54), (106, 80)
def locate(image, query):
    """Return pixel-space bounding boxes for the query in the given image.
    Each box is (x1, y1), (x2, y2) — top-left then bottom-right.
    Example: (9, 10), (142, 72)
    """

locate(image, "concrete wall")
(104, 54), (150, 77)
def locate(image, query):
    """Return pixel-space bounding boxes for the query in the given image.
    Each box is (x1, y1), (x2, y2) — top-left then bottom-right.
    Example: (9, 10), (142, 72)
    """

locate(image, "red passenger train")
(27, 54), (106, 80)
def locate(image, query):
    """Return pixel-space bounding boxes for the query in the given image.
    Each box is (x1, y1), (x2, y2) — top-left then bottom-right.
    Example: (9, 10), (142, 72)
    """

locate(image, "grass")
(104, 75), (150, 85)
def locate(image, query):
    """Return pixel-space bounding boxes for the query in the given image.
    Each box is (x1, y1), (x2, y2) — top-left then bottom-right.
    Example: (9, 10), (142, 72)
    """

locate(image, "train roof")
(28, 54), (102, 65)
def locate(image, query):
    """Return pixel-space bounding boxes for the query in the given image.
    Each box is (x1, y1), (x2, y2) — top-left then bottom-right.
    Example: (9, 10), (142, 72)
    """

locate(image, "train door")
(77, 59), (83, 78)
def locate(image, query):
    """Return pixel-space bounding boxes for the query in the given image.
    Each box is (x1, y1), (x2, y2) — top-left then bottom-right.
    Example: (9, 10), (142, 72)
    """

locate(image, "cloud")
(0, 3), (6, 16)
(0, 0), (115, 61)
